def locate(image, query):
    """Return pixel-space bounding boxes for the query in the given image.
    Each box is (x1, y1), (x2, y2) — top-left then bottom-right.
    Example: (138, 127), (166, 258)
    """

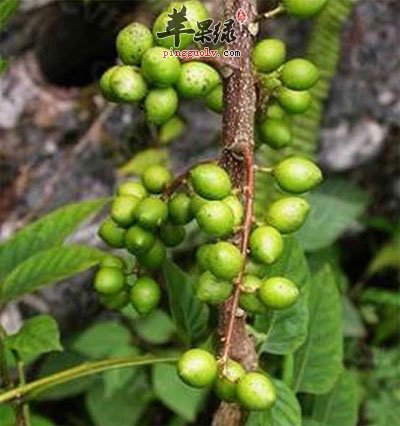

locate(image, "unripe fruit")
(205, 84), (223, 113)
(159, 116), (185, 145)
(111, 195), (140, 227)
(100, 290), (129, 310)
(190, 193), (208, 215)
(278, 87), (311, 114)
(145, 88), (178, 125)
(241, 275), (262, 293)
(190, 163), (231, 200)
(196, 271), (233, 305)
(141, 165), (172, 194)
(245, 258), (267, 278)
(259, 277), (299, 309)
(116, 22), (154, 65)
(100, 66), (119, 102)
(98, 219), (126, 248)
(117, 181), (147, 199)
(208, 242), (244, 281)
(177, 62), (221, 98)
(196, 244), (212, 270)
(282, 0), (328, 18)
(153, 0), (209, 49)
(249, 226), (284, 265)
(178, 349), (218, 388)
(259, 118), (292, 149)
(94, 267), (125, 295)
(134, 198), (168, 229)
(110, 66), (147, 103)
(196, 201), (235, 237)
(236, 372), (277, 410)
(215, 360), (246, 402)
(266, 197), (310, 234)
(137, 239), (166, 269)
(239, 292), (267, 314)
(141, 47), (181, 86)
(274, 156), (323, 194)
(100, 255), (125, 270)
(265, 102), (286, 120)
(252, 39), (286, 73)
(168, 192), (193, 225)
(130, 277), (161, 315)
(281, 58), (319, 91)
(222, 195), (244, 226)
(125, 225), (155, 255)
(159, 222), (186, 247)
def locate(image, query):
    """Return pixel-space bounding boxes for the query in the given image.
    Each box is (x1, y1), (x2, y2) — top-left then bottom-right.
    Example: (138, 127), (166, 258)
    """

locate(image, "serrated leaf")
(0, 198), (107, 281)
(152, 363), (206, 422)
(246, 379), (302, 426)
(0, 245), (104, 302)
(118, 148), (169, 176)
(293, 265), (343, 394)
(296, 180), (368, 251)
(4, 315), (62, 361)
(163, 261), (209, 345)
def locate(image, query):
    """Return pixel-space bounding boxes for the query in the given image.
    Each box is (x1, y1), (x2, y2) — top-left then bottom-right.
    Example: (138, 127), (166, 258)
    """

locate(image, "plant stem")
(0, 355), (177, 404)
(15, 355), (31, 426)
(282, 354), (294, 387)
(257, 4), (285, 21)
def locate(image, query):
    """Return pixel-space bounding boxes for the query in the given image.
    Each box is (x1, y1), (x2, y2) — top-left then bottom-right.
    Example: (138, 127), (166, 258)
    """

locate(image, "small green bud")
(196, 271), (233, 305)
(159, 116), (185, 145)
(241, 275), (262, 293)
(208, 242), (244, 281)
(177, 62), (221, 98)
(100, 255), (125, 270)
(196, 201), (235, 237)
(249, 226), (284, 264)
(259, 118), (292, 149)
(215, 360), (246, 402)
(190, 163), (232, 200)
(266, 197), (310, 234)
(239, 292), (267, 314)
(117, 181), (147, 199)
(111, 195), (141, 227)
(125, 225), (155, 255)
(130, 277), (161, 315)
(252, 39), (286, 73)
(278, 87), (311, 114)
(141, 46), (181, 86)
(259, 276), (299, 309)
(116, 22), (153, 65)
(98, 218), (126, 248)
(168, 192), (194, 225)
(134, 197), (168, 229)
(281, 58), (319, 91)
(137, 239), (166, 270)
(141, 165), (173, 194)
(145, 87), (178, 125)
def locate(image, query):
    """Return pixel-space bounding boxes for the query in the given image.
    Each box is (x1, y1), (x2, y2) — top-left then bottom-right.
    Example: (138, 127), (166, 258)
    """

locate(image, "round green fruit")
(215, 360), (246, 402)
(130, 277), (161, 315)
(196, 201), (235, 237)
(99, 66), (119, 102)
(190, 163), (231, 200)
(110, 66), (147, 103)
(245, 258), (266, 278)
(281, 58), (319, 90)
(98, 218), (126, 248)
(205, 84), (223, 113)
(168, 192), (193, 225)
(134, 198), (168, 229)
(141, 46), (181, 86)
(208, 242), (244, 281)
(178, 348), (218, 388)
(282, 0), (328, 18)
(236, 372), (277, 411)
(117, 181), (147, 199)
(94, 267), (125, 295)
(125, 225), (155, 255)
(116, 22), (154, 65)
(137, 239), (166, 269)
(100, 290), (129, 310)
(141, 165), (173, 194)
(159, 222), (186, 247)
(239, 292), (267, 314)
(177, 62), (221, 98)
(100, 255), (125, 270)
(196, 271), (233, 305)
(266, 197), (310, 234)
(196, 244), (212, 270)
(265, 102), (286, 120)
(190, 193), (208, 215)
(273, 156), (323, 194)
(252, 39), (286, 73)
(159, 116), (185, 145)
(241, 275), (262, 293)
(249, 226), (284, 265)
(259, 277), (299, 309)
(222, 195), (244, 226)
(111, 195), (140, 227)
(278, 87), (311, 114)
(145, 87), (178, 125)
(259, 118), (292, 149)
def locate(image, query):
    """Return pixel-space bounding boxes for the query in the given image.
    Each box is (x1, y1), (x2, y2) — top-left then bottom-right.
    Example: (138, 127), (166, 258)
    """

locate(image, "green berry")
(177, 62), (221, 98)
(239, 292), (267, 314)
(281, 58), (319, 90)
(190, 193), (208, 215)
(274, 156), (323, 194)
(282, 0), (328, 18)
(196, 201), (235, 237)
(259, 118), (292, 149)
(222, 195), (244, 226)
(252, 39), (286, 73)
(168, 192), (193, 225)
(245, 258), (267, 278)
(278, 87), (311, 114)
(196, 244), (212, 270)
(111, 195), (140, 227)
(190, 163), (231, 200)
(141, 165), (172, 194)
(141, 46), (181, 86)
(100, 290), (129, 310)
(98, 218), (126, 248)
(137, 239), (166, 269)
(110, 66), (147, 103)
(236, 372), (277, 410)
(159, 116), (185, 145)
(205, 84), (223, 113)
(130, 277), (161, 315)
(178, 349), (218, 388)
(265, 103), (286, 120)
(135, 197), (168, 229)
(145, 88), (178, 125)
(266, 197), (310, 234)
(215, 360), (246, 402)
(117, 181), (147, 199)
(208, 242), (244, 281)
(159, 222), (186, 247)
(100, 255), (125, 270)
(242, 275), (262, 293)
(196, 271), (232, 305)
(94, 267), (125, 295)
(259, 277), (299, 309)
(116, 22), (154, 65)
(249, 226), (284, 265)
(125, 225), (155, 255)
(100, 66), (119, 102)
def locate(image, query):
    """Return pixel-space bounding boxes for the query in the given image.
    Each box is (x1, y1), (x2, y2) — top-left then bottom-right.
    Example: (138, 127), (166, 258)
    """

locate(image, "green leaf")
(133, 309), (176, 344)
(311, 370), (360, 426)
(0, 198), (107, 281)
(342, 296), (366, 338)
(361, 288), (400, 307)
(118, 148), (169, 176)
(4, 315), (62, 361)
(293, 265), (343, 394)
(246, 379), (302, 426)
(163, 260), (209, 345)
(0, 245), (104, 302)
(0, 0), (18, 26)
(0, 55), (7, 74)
(0, 405), (55, 426)
(367, 233), (400, 275)
(296, 180), (368, 251)
(152, 363), (206, 422)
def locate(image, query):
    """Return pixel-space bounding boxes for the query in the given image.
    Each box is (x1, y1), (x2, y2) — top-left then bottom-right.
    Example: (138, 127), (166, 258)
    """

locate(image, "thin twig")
(256, 4), (285, 21)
